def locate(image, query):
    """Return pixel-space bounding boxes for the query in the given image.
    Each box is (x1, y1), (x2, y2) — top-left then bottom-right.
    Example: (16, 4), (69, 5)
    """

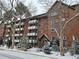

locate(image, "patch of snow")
(27, 47), (40, 52)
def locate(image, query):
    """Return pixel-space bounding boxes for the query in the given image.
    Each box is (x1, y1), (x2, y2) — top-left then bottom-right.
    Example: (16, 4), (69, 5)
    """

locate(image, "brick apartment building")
(0, 20), (6, 45)
(0, 10), (31, 45)
(4, 17), (25, 42)
(0, 1), (31, 45)
(27, 1), (79, 47)
(0, 1), (79, 47)
(27, 13), (48, 47)
(0, 22), (4, 40)
(3, 14), (30, 44)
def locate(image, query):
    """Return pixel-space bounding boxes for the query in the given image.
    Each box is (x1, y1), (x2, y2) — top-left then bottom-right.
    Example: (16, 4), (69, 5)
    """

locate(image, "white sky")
(23, 0), (45, 15)
(23, 0), (79, 15)
(2, 0), (79, 15)
(63, 0), (79, 5)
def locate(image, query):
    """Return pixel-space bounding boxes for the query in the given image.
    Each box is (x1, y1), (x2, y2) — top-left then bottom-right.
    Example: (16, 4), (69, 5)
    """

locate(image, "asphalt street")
(0, 53), (23, 59)
(0, 50), (56, 59)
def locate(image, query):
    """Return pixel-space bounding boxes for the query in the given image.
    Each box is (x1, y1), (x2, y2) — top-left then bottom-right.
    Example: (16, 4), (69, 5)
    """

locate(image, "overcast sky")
(23, 0), (79, 15)
(2, 0), (79, 16)
(23, 0), (45, 15)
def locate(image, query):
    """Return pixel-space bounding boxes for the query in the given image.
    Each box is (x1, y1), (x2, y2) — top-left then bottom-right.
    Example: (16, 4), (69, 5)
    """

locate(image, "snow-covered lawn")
(26, 47), (79, 59)
(0, 46), (79, 59)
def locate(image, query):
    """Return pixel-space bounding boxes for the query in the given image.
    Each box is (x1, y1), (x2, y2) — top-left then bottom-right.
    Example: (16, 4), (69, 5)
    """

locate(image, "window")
(50, 11), (58, 16)
(51, 17), (56, 32)
(15, 31), (18, 34)
(50, 37), (59, 46)
(29, 23), (38, 26)
(15, 36), (21, 39)
(28, 36), (37, 45)
(29, 30), (37, 33)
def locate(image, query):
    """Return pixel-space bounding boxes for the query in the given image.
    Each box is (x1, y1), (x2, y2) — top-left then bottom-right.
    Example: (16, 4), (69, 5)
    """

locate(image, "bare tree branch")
(38, 0), (55, 11)
(27, 1), (37, 15)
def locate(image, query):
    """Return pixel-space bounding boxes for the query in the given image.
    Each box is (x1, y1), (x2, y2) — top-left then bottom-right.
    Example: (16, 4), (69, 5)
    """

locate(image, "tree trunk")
(59, 16), (64, 56)
(60, 34), (64, 56)
(11, 28), (15, 48)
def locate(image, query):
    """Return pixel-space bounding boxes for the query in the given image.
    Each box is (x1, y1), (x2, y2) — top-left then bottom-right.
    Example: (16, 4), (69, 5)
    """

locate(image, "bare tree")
(0, 0), (15, 48)
(38, 0), (55, 11)
(27, 1), (38, 16)
(57, 0), (79, 56)
(0, 0), (31, 48)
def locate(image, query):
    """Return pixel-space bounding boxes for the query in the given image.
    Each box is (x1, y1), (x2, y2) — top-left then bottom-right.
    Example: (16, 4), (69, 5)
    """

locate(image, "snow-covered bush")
(75, 42), (79, 54)
(51, 45), (60, 51)
(77, 55), (79, 59)
(17, 37), (29, 51)
(70, 40), (79, 55)
(70, 48), (75, 56)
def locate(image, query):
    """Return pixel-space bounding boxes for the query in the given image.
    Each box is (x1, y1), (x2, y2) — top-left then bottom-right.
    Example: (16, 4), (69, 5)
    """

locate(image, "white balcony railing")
(15, 28), (23, 31)
(28, 26), (38, 29)
(4, 22), (7, 24)
(5, 35), (9, 37)
(6, 25), (11, 27)
(7, 29), (10, 32)
(15, 22), (24, 26)
(28, 20), (38, 24)
(14, 34), (23, 36)
(27, 33), (37, 36)
(14, 40), (19, 42)
(8, 20), (11, 23)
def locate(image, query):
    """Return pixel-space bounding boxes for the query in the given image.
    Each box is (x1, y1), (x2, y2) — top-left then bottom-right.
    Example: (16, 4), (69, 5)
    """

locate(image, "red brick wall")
(23, 19), (29, 38)
(46, 2), (79, 46)
(0, 24), (5, 39)
(64, 16), (79, 46)
(38, 17), (48, 39)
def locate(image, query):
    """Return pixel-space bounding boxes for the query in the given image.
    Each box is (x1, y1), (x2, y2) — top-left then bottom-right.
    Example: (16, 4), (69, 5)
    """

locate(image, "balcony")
(4, 22), (7, 24)
(27, 33), (37, 36)
(15, 28), (23, 31)
(5, 34), (9, 37)
(28, 26), (38, 30)
(7, 29), (10, 32)
(6, 25), (11, 27)
(28, 20), (38, 24)
(14, 40), (19, 42)
(28, 39), (37, 43)
(14, 33), (23, 36)
(15, 22), (24, 26)
(8, 20), (11, 23)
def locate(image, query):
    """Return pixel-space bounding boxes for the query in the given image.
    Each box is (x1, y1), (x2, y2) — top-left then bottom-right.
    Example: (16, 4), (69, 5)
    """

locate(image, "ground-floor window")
(50, 37), (59, 47)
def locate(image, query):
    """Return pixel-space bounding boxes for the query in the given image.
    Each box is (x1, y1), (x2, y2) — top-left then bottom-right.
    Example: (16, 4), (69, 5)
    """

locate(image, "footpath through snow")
(0, 46), (79, 59)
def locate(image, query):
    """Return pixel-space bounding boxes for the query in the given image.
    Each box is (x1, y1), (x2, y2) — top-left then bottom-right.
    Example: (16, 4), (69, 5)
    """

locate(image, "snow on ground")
(0, 55), (11, 59)
(27, 47), (78, 59)
(0, 46), (79, 59)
